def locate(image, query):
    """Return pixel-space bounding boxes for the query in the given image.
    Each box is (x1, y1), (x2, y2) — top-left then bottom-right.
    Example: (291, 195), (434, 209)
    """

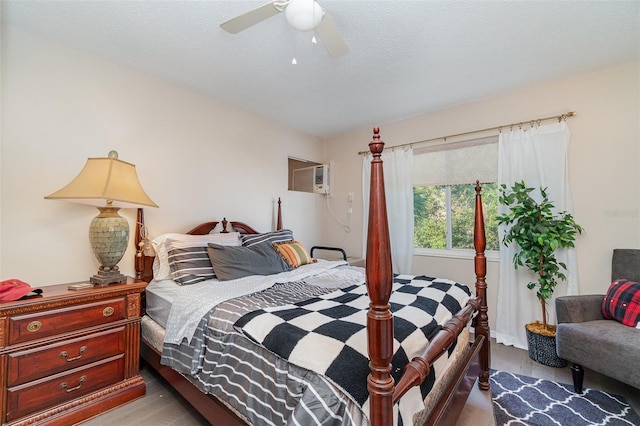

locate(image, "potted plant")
(497, 181), (583, 367)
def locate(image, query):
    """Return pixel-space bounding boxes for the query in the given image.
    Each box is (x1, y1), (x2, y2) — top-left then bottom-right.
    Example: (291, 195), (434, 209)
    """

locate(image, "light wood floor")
(82, 339), (639, 425)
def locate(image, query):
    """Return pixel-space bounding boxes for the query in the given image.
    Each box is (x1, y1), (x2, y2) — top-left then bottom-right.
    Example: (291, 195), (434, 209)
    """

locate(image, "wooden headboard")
(134, 198), (283, 283)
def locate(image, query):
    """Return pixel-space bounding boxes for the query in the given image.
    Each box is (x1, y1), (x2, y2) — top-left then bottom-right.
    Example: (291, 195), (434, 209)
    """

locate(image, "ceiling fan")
(220, 0), (349, 58)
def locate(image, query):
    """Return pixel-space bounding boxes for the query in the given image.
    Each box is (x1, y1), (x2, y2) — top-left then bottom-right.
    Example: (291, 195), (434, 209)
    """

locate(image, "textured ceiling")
(3, 1), (640, 138)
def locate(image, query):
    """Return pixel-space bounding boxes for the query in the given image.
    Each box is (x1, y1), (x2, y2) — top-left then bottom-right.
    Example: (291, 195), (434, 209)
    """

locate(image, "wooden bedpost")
(366, 127), (394, 426)
(474, 181), (491, 390)
(277, 197), (282, 230)
(135, 208), (155, 283)
(135, 208), (145, 281)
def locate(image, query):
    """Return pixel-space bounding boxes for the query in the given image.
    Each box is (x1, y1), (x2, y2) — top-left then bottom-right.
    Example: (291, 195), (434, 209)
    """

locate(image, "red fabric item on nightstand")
(0, 279), (42, 301)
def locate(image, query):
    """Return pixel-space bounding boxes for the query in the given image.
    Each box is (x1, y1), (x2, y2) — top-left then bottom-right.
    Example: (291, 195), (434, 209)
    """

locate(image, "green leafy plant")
(497, 181), (583, 331)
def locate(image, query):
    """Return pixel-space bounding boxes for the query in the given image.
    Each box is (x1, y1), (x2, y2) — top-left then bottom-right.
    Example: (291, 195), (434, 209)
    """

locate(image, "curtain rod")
(357, 111), (577, 155)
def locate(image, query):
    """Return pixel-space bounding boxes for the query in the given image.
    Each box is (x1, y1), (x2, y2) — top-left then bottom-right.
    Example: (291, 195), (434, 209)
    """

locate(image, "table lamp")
(45, 151), (158, 285)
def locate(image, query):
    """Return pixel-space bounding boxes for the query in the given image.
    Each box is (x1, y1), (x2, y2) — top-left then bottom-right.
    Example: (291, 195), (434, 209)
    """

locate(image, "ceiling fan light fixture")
(285, 0), (323, 31)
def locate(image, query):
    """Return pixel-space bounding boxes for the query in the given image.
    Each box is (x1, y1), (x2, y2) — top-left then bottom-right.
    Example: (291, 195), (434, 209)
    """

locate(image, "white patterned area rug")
(490, 370), (640, 425)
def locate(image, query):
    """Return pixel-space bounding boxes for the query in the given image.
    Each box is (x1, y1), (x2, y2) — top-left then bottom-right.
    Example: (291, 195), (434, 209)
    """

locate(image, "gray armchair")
(556, 249), (640, 393)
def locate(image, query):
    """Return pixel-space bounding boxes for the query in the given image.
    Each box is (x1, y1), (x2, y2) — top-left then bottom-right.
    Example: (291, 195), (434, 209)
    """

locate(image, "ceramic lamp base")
(90, 266), (127, 286)
(89, 206), (129, 285)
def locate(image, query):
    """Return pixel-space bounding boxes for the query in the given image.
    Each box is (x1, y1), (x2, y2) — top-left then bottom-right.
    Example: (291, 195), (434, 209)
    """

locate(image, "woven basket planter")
(525, 324), (567, 368)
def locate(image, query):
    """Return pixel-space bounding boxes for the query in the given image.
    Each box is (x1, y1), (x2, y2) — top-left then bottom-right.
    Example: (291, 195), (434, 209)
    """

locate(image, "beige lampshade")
(45, 152), (158, 208)
(45, 151), (157, 285)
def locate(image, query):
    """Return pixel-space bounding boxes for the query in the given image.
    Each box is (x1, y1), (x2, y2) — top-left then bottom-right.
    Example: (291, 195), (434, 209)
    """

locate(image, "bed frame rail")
(392, 298), (482, 403)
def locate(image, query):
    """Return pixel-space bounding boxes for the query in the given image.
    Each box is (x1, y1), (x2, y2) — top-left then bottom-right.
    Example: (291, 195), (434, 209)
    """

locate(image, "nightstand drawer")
(8, 298), (125, 345)
(7, 327), (126, 387)
(5, 355), (125, 422)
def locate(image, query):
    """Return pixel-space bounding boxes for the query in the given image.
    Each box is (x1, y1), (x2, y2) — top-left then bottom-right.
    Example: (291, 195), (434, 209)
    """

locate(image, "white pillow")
(152, 232), (241, 281)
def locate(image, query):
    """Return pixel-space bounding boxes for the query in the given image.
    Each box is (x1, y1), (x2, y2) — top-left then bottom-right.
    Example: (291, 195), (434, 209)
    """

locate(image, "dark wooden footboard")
(424, 336), (484, 426)
(365, 127), (490, 425)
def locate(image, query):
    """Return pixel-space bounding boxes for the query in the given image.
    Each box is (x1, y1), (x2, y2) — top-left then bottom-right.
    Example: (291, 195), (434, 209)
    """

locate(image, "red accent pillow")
(601, 279), (640, 328)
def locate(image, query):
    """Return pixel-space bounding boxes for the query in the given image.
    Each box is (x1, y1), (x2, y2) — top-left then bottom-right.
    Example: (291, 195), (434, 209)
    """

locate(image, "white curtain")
(362, 147), (414, 274)
(496, 121), (578, 349)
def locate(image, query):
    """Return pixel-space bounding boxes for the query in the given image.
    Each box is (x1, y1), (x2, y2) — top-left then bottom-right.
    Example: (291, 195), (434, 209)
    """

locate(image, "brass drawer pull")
(59, 345), (87, 362)
(59, 375), (86, 393)
(103, 306), (114, 317)
(27, 321), (42, 332)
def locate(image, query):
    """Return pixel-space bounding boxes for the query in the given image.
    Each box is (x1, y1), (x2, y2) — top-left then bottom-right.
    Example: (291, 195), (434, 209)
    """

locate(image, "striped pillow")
(601, 278), (640, 328)
(167, 246), (213, 285)
(152, 232), (241, 284)
(241, 229), (294, 248)
(272, 240), (317, 269)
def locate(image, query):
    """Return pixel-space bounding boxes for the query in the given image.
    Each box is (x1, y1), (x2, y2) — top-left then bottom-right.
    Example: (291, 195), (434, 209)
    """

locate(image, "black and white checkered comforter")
(160, 271), (472, 425)
(235, 275), (472, 424)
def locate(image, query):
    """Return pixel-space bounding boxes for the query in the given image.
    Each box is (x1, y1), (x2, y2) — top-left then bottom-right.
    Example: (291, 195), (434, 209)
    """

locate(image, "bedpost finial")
(475, 180), (481, 194)
(369, 126), (384, 155)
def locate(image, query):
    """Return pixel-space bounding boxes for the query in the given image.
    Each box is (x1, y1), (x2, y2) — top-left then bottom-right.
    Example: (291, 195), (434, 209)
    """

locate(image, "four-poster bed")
(134, 127), (490, 425)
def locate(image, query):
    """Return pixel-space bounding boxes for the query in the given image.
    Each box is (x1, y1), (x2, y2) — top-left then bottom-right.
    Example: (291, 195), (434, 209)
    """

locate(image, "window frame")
(411, 136), (499, 259)
(413, 246), (500, 261)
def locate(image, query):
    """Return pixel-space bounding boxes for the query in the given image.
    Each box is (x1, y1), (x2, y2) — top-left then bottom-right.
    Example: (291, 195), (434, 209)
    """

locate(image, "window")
(414, 183), (499, 251)
(413, 137), (499, 252)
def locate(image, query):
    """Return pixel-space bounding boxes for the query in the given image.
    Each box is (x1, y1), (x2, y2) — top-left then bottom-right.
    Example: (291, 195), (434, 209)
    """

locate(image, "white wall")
(322, 61), (640, 331)
(1, 28), (325, 286)
(3, 25), (638, 309)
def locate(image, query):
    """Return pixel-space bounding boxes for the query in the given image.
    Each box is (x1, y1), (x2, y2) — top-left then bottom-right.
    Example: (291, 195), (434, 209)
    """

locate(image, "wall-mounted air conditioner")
(292, 164), (330, 194)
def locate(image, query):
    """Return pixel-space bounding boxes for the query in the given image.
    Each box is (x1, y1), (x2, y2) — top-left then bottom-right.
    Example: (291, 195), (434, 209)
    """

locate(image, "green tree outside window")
(414, 183), (499, 251)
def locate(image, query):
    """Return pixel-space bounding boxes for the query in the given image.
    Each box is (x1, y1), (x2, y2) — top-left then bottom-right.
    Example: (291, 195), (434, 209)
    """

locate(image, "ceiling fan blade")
(314, 11), (348, 58)
(220, 1), (282, 34)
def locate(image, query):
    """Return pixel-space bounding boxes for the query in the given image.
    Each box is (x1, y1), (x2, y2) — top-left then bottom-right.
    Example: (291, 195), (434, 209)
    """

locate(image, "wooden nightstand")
(0, 278), (147, 425)
(346, 257), (365, 267)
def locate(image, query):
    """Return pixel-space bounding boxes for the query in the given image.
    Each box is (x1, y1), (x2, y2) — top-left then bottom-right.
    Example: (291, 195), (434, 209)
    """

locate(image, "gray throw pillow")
(207, 241), (290, 281)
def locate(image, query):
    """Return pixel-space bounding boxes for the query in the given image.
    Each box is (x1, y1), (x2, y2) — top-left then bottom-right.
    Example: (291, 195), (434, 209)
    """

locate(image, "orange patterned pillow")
(272, 241), (317, 269)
